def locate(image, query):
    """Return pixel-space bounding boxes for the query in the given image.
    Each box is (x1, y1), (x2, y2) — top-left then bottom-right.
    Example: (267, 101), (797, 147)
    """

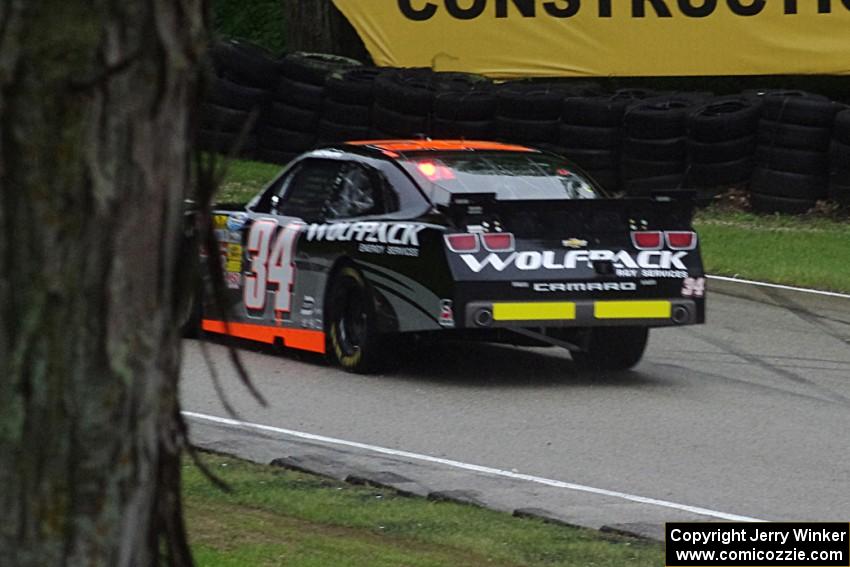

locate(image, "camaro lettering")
(306, 222), (425, 247)
(460, 250), (689, 273)
(533, 282), (638, 292)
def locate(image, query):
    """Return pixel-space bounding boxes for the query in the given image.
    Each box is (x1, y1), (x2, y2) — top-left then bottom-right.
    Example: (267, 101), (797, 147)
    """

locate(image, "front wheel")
(571, 327), (649, 371)
(327, 267), (389, 374)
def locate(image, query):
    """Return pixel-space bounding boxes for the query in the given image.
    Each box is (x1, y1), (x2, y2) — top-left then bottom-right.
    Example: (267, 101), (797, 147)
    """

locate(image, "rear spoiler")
(436, 191), (698, 231)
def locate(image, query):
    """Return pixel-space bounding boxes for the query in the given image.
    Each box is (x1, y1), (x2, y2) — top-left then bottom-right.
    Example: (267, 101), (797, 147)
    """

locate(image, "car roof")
(344, 139), (539, 156)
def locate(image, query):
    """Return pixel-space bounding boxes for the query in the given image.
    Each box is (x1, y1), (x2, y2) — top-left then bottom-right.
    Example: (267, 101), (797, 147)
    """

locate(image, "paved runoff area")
(181, 288), (850, 540)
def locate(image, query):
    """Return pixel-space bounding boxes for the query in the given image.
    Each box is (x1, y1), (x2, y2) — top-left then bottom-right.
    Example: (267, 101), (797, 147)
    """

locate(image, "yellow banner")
(332, 0), (850, 77)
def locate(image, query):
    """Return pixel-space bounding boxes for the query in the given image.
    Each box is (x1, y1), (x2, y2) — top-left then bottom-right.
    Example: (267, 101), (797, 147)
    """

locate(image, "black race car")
(198, 140), (705, 373)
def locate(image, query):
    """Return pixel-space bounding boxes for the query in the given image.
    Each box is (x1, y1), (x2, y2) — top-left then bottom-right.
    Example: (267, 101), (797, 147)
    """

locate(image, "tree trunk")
(282, 0), (370, 62)
(0, 1), (206, 565)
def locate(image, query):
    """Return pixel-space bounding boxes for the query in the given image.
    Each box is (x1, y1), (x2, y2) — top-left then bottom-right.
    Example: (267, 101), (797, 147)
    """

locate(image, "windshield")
(401, 152), (600, 204)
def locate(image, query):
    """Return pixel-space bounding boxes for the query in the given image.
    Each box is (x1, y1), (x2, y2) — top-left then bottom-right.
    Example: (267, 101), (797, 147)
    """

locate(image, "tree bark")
(0, 1), (206, 565)
(282, 0), (370, 62)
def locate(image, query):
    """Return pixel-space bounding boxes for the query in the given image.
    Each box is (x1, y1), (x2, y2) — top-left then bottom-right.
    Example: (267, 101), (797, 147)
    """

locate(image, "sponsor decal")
(533, 281), (638, 292)
(357, 242), (420, 257)
(460, 249), (689, 275)
(561, 238), (588, 249)
(213, 214), (229, 230)
(225, 243), (243, 273)
(438, 299), (455, 328)
(306, 221), (425, 247)
(682, 277), (706, 298)
(225, 272), (241, 289)
(226, 212), (248, 231)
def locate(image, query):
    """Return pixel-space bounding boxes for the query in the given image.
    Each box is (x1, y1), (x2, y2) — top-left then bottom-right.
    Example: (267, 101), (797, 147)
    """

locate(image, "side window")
(324, 163), (388, 220)
(274, 160), (345, 222)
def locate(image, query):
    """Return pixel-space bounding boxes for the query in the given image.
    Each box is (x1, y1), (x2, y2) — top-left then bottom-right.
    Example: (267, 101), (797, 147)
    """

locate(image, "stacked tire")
(558, 90), (654, 193)
(685, 96), (761, 200)
(494, 82), (575, 147)
(751, 91), (839, 214)
(621, 94), (708, 196)
(433, 85), (498, 140)
(201, 40), (278, 157)
(372, 69), (437, 139)
(319, 67), (383, 144)
(829, 109), (850, 207)
(257, 52), (361, 164)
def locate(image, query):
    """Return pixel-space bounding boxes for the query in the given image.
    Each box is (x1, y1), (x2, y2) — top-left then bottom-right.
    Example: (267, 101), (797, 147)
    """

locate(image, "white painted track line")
(707, 275), (850, 300)
(184, 411), (764, 523)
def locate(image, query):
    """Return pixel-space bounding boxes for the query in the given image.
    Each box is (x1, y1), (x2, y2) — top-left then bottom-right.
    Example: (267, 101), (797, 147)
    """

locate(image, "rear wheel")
(571, 327), (649, 371)
(327, 267), (389, 374)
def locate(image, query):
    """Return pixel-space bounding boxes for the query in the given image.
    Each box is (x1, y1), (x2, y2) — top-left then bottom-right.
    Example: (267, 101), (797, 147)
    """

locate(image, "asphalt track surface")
(181, 289), (850, 536)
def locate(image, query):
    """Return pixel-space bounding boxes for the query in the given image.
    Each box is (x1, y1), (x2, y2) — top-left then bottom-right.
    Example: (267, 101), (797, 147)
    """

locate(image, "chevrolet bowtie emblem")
(562, 238), (588, 249)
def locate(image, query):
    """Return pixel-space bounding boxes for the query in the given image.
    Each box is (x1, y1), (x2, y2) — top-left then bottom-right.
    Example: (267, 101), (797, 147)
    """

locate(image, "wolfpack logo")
(460, 250), (689, 273)
(534, 282), (638, 292)
(306, 222), (425, 247)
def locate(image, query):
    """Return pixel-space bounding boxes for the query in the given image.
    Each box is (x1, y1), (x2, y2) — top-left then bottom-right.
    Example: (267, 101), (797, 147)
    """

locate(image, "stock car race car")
(198, 140), (706, 373)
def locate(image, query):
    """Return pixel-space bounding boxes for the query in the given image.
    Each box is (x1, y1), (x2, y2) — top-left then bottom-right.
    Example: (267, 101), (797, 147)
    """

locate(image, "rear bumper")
(464, 298), (701, 328)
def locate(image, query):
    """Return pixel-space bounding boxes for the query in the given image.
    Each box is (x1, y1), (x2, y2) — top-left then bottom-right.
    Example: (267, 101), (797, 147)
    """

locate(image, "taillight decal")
(481, 232), (515, 252)
(631, 231), (663, 250)
(666, 231), (698, 250)
(444, 233), (479, 253)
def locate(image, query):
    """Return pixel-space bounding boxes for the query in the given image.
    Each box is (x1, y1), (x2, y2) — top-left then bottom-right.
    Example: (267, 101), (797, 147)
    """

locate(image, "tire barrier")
(830, 109), (850, 207)
(621, 94), (709, 196)
(199, 42), (850, 213)
(750, 91), (840, 214)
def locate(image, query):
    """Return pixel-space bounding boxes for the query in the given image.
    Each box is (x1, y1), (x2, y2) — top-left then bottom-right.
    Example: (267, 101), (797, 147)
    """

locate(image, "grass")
(694, 207), (850, 293)
(184, 453), (660, 566)
(215, 158), (850, 293)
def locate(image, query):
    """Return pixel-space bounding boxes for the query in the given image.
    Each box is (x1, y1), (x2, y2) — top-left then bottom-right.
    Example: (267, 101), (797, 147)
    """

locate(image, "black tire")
(750, 192), (817, 215)
(834, 110), (850, 145)
(326, 67), (383, 105)
(754, 146), (828, 175)
(317, 120), (372, 143)
(327, 267), (390, 373)
(279, 51), (362, 86)
(761, 92), (838, 127)
(560, 148), (618, 171)
(274, 77), (325, 111)
(253, 148), (298, 165)
(621, 156), (685, 180)
(751, 167), (828, 200)
(571, 327), (649, 371)
(374, 71), (436, 116)
(322, 99), (371, 126)
(431, 71), (491, 93)
(829, 180), (850, 206)
(495, 83), (566, 120)
(200, 103), (252, 133)
(558, 124), (621, 149)
(561, 96), (630, 127)
(685, 158), (753, 187)
(623, 95), (704, 140)
(688, 96), (762, 142)
(432, 117), (496, 140)
(622, 136), (687, 161)
(264, 102), (321, 131)
(623, 174), (686, 196)
(495, 116), (558, 144)
(372, 105), (430, 138)
(434, 90), (498, 121)
(210, 39), (280, 88)
(687, 136), (756, 163)
(757, 119), (832, 151)
(198, 129), (257, 155)
(206, 76), (269, 112)
(829, 140), (850, 173)
(256, 125), (316, 152)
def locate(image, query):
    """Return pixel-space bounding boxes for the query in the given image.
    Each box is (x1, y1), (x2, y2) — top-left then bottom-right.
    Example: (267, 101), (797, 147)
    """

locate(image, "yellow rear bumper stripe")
(594, 300), (672, 319)
(492, 302), (576, 321)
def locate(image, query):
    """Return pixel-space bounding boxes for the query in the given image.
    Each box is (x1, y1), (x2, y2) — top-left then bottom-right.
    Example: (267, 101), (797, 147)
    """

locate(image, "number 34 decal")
(243, 219), (303, 315)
